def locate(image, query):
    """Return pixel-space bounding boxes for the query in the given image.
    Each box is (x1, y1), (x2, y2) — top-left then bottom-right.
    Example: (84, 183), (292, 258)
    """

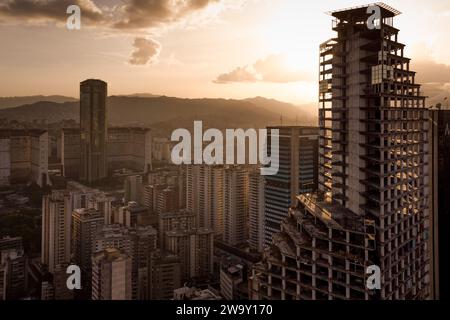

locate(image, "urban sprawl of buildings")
(0, 3), (449, 300)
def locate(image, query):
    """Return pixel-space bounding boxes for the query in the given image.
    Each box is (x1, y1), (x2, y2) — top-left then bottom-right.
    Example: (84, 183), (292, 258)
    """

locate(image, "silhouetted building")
(80, 79), (108, 183)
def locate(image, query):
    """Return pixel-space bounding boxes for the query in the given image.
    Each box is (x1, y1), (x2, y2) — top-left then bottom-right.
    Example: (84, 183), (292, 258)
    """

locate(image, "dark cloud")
(0, 0), (104, 24)
(0, 0), (220, 30)
(129, 37), (161, 65)
(113, 0), (220, 30)
(214, 54), (313, 84)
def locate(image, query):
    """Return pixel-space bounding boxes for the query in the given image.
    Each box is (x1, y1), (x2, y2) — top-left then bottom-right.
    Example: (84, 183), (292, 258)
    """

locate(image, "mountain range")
(0, 95), (317, 132)
(1, 83), (448, 133)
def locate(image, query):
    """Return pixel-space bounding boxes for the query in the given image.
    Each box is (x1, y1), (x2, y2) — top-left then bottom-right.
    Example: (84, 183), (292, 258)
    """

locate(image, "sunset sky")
(0, 0), (449, 105)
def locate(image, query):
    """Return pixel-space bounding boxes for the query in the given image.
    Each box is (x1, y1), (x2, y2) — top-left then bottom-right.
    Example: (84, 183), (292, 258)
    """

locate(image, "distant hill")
(0, 95), (77, 109)
(0, 96), (316, 131)
(114, 93), (161, 98)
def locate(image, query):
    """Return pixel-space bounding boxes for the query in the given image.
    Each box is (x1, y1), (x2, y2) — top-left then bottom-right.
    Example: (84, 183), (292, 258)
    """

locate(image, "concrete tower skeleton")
(250, 3), (430, 300)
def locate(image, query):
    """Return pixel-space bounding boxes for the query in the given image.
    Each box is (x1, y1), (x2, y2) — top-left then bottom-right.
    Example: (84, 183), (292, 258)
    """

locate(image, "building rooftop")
(296, 193), (366, 233)
(93, 247), (129, 262)
(327, 2), (401, 19)
(80, 79), (107, 86)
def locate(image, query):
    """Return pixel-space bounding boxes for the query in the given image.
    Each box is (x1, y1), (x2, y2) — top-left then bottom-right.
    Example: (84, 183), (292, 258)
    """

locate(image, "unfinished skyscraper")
(250, 3), (430, 300)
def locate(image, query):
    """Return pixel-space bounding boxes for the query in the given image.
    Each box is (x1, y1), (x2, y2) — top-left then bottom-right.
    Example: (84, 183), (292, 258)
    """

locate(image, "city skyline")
(0, 1), (448, 304)
(0, 0), (449, 106)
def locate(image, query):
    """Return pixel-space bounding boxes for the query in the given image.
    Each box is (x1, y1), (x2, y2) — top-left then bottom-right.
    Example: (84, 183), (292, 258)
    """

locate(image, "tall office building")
(248, 171), (265, 252)
(430, 108), (450, 299)
(80, 79), (108, 183)
(251, 4), (430, 300)
(91, 248), (132, 300)
(41, 190), (72, 274)
(186, 165), (224, 236)
(223, 166), (249, 246)
(263, 126), (318, 246)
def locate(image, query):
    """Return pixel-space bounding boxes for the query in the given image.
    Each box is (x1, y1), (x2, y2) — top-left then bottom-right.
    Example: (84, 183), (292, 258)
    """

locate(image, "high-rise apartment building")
(144, 166), (186, 213)
(223, 166), (249, 246)
(41, 190), (72, 274)
(165, 228), (214, 281)
(158, 210), (196, 248)
(124, 175), (143, 203)
(430, 108), (450, 299)
(115, 201), (148, 228)
(91, 248), (132, 300)
(251, 3), (430, 300)
(186, 165), (224, 236)
(263, 126), (318, 246)
(94, 224), (158, 299)
(147, 250), (181, 299)
(248, 171), (265, 252)
(80, 79), (108, 183)
(72, 208), (104, 272)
